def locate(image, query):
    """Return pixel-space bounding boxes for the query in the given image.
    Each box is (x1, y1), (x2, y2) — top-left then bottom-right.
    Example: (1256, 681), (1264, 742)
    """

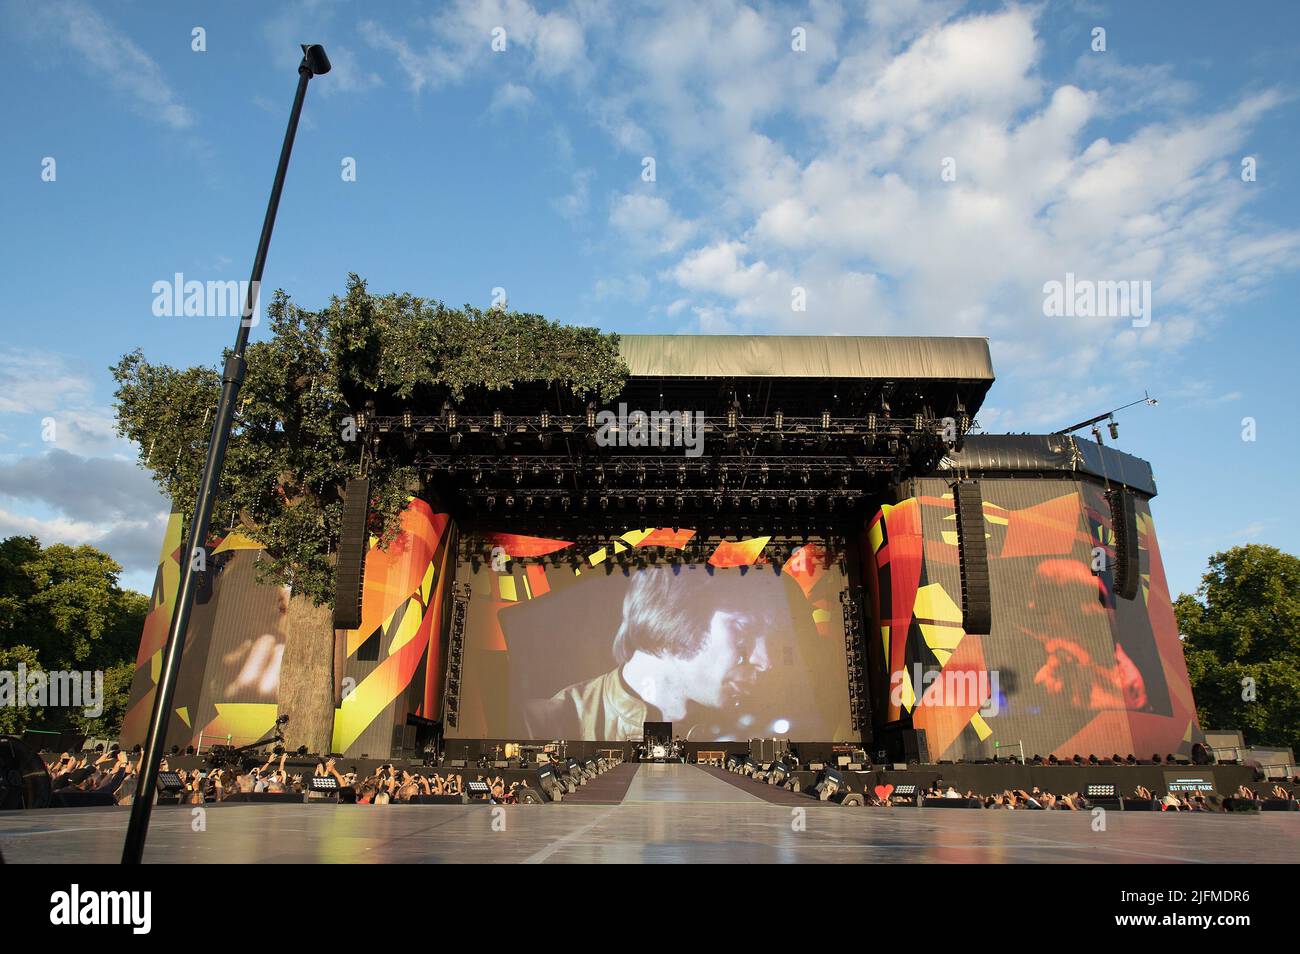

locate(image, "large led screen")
(450, 531), (854, 743)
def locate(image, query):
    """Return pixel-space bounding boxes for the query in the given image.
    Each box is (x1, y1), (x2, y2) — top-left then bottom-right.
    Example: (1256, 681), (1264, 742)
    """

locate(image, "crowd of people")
(43, 747), (533, 806)
(852, 780), (1295, 810)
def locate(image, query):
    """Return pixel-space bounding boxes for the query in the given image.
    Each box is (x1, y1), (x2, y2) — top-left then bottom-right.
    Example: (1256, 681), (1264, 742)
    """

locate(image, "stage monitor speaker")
(332, 476), (370, 630)
(515, 787), (545, 804)
(953, 480), (992, 634)
(1109, 489), (1140, 601)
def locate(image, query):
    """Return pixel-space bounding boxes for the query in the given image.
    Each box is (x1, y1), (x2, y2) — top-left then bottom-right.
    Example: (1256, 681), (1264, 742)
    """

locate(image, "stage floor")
(1, 764), (1295, 864)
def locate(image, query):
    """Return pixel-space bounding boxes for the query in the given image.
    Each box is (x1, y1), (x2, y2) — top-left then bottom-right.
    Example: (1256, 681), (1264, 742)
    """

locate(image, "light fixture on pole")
(121, 44), (330, 865)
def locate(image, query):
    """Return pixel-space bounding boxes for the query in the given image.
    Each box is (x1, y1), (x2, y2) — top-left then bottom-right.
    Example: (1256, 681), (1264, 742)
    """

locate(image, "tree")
(1178, 544), (1300, 755)
(112, 274), (627, 750)
(0, 644), (43, 736)
(0, 536), (148, 674)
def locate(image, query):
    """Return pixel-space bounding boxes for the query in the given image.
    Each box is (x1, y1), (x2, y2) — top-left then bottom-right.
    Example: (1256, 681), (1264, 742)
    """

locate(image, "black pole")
(122, 45), (330, 865)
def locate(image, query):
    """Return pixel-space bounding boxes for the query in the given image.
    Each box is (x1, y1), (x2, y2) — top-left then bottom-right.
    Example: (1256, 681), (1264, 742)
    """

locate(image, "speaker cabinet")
(953, 480), (992, 634)
(1109, 489), (1139, 601)
(902, 728), (929, 765)
(332, 477), (370, 630)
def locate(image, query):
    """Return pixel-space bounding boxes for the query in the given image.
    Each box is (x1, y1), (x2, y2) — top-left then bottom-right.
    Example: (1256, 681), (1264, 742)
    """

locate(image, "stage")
(2, 765), (1294, 864)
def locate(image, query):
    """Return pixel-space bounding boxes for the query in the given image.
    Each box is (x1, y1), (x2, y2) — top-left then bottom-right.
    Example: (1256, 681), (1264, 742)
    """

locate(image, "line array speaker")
(953, 480), (992, 635)
(332, 476), (370, 630)
(1109, 488), (1139, 601)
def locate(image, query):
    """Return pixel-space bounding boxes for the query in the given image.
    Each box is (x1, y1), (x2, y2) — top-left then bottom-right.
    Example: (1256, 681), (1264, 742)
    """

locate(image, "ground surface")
(1, 764), (1295, 863)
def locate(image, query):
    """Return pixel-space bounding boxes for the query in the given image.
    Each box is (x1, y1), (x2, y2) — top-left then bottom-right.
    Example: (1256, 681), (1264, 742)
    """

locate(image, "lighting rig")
(354, 399), (969, 521)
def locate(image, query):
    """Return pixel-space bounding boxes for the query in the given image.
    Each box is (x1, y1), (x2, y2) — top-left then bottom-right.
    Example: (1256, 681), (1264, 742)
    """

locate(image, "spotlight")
(821, 410), (831, 429)
(773, 410), (783, 430)
(586, 402), (597, 429)
(788, 496), (798, 511)
(750, 495), (760, 509)
(674, 495), (684, 510)
(637, 496), (647, 512)
(402, 409), (413, 429)
(727, 405), (738, 429)
(540, 410), (550, 428)
(492, 409), (503, 429)
(1108, 420), (1119, 440)
(599, 495), (609, 510)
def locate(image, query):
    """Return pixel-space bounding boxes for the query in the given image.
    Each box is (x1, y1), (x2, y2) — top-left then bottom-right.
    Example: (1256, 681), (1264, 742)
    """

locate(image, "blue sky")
(1, 0), (1297, 598)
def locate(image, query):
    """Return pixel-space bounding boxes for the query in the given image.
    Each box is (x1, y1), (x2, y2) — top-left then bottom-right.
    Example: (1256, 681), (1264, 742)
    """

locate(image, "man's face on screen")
(676, 610), (772, 709)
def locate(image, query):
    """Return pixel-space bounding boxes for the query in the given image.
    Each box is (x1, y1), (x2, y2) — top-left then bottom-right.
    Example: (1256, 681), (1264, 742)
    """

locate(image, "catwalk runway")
(1, 764), (1294, 864)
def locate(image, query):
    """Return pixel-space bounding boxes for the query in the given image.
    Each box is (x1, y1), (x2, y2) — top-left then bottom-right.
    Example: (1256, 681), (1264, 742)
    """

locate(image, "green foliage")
(0, 644), (43, 736)
(0, 536), (147, 673)
(1179, 544), (1300, 754)
(112, 274), (627, 605)
(74, 660), (136, 739)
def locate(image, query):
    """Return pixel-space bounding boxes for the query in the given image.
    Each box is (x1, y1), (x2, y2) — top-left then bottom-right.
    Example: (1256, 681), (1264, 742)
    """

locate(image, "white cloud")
(361, 0), (1299, 406)
(17, 0), (194, 129)
(609, 194), (696, 254)
(490, 81), (536, 113)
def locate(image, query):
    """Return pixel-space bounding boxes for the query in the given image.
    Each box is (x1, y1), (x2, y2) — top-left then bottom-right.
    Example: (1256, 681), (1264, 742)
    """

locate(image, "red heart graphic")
(874, 784), (894, 800)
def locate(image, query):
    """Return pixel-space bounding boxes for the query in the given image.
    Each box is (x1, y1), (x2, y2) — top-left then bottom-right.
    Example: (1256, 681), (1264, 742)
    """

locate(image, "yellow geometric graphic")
(212, 532), (264, 554)
(969, 712), (992, 740)
(868, 519), (884, 553)
(175, 706), (190, 727)
(386, 598), (424, 656)
(899, 665), (916, 712)
(913, 583), (963, 624)
(498, 575), (518, 601)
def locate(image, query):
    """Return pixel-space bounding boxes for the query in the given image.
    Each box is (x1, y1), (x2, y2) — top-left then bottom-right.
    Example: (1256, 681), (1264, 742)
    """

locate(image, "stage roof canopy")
(618, 334), (995, 382)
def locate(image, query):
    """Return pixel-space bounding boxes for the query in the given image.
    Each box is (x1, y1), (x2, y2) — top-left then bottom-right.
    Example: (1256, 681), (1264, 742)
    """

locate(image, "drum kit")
(639, 739), (683, 762)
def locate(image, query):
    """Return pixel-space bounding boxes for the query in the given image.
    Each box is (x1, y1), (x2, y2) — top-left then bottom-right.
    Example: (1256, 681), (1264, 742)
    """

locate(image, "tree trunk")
(279, 592), (336, 754)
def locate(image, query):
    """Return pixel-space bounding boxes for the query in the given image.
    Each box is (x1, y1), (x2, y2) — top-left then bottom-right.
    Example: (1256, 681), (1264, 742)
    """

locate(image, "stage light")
(492, 409), (503, 429)
(402, 409), (412, 429)
(1108, 420), (1119, 440)
(713, 495), (724, 510)
(727, 405), (738, 429)
(599, 495), (609, 510)
(637, 496), (646, 512)
(674, 495), (684, 510)
(750, 495), (759, 509)
(447, 407), (457, 428)
(821, 410), (831, 429)
(788, 497), (797, 511)
(540, 410), (550, 428)
(586, 402), (597, 428)
(759, 463), (768, 483)
(773, 410), (783, 430)
(484, 495), (495, 510)
(655, 495), (665, 509)
(504, 495), (515, 508)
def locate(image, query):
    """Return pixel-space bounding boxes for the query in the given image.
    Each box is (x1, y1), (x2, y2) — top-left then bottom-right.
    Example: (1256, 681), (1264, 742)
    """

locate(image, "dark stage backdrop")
(450, 530), (854, 743)
(863, 477), (1202, 762)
